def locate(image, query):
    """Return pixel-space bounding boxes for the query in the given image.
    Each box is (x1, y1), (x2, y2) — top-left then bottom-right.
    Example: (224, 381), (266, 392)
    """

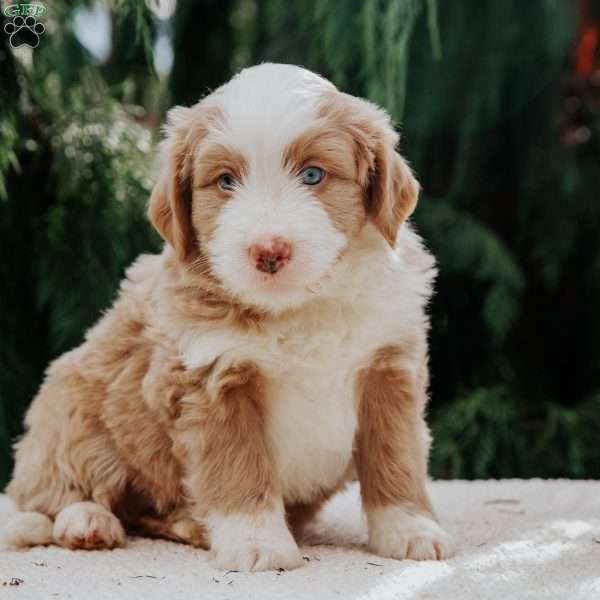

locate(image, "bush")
(1, 0), (599, 485)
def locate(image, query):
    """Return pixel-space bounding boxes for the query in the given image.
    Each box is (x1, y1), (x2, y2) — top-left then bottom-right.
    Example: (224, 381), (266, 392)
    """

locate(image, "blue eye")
(300, 166), (325, 185)
(218, 173), (237, 191)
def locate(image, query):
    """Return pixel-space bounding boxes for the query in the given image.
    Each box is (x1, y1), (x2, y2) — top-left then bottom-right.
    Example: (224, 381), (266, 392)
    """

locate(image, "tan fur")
(174, 361), (279, 516)
(191, 144), (249, 250)
(158, 251), (266, 332)
(283, 126), (367, 237)
(7, 269), (183, 521)
(5, 66), (442, 563)
(134, 510), (208, 547)
(148, 105), (224, 262)
(316, 91), (420, 247)
(6, 249), (278, 545)
(355, 343), (434, 517)
(280, 91), (418, 247)
(194, 143), (248, 189)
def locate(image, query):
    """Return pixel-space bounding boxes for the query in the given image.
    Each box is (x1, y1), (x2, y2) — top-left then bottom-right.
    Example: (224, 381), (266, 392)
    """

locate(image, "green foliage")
(1, 0), (600, 485)
(40, 79), (157, 351)
(247, 0), (600, 479)
(245, 0), (441, 112)
(430, 386), (527, 479)
(418, 200), (525, 341)
(0, 1), (160, 484)
(432, 391), (600, 479)
(169, 0), (236, 105)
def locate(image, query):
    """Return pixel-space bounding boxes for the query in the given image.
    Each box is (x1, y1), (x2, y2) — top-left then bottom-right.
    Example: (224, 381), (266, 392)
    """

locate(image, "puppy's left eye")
(300, 166), (325, 185)
(218, 173), (237, 191)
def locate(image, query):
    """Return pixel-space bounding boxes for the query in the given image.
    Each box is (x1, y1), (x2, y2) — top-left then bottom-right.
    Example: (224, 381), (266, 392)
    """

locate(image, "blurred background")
(1, 0), (600, 487)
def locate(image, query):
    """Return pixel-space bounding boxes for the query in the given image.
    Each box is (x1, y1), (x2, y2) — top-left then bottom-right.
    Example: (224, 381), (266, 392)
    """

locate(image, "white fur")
(1, 511), (54, 548)
(201, 64), (347, 313)
(208, 184), (347, 312)
(180, 329), (248, 371)
(179, 64), (443, 564)
(367, 505), (455, 560)
(216, 64), (334, 161)
(53, 502), (125, 548)
(207, 504), (303, 572)
(5, 64), (445, 566)
(183, 223), (436, 504)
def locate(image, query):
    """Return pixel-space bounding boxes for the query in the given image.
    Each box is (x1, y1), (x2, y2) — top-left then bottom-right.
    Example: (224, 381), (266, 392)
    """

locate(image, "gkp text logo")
(3, 3), (46, 48)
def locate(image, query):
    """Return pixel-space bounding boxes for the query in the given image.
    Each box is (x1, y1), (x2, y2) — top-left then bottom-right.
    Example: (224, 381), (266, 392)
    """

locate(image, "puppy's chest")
(181, 303), (393, 503)
(262, 308), (375, 503)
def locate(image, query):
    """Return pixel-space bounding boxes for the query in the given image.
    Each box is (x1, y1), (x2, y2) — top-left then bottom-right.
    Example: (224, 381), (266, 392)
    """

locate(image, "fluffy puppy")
(3, 63), (453, 570)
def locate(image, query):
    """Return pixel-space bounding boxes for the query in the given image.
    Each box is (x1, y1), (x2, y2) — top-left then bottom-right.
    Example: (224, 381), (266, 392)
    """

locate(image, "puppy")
(3, 63), (453, 570)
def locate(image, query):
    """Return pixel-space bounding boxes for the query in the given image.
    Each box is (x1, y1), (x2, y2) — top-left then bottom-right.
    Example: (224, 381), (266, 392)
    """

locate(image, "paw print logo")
(4, 15), (45, 48)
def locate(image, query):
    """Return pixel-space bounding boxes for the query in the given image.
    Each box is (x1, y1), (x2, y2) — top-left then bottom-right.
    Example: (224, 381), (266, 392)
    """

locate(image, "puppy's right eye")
(300, 166), (325, 186)
(217, 173), (237, 191)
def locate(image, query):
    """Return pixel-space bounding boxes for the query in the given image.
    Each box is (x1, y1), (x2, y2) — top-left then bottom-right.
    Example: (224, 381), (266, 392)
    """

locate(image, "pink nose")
(249, 238), (292, 274)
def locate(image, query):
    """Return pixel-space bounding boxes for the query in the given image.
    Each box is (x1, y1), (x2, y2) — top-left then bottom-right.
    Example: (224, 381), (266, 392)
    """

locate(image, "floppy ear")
(148, 106), (198, 262)
(347, 98), (420, 247)
(368, 138), (420, 247)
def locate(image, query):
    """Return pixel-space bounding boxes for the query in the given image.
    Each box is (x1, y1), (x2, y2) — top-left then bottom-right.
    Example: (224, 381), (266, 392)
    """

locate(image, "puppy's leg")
(6, 350), (130, 543)
(53, 502), (125, 550)
(179, 362), (302, 572)
(355, 346), (453, 561)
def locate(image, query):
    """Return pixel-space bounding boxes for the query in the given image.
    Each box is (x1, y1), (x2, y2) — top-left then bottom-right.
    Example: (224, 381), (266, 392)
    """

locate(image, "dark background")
(1, 0), (600, 487)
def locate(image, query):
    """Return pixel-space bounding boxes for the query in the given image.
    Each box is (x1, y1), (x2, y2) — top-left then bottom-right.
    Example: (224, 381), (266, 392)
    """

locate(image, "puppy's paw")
(211, 539), (303, 572)
(53, 502), (126, 550)
(1, 512), (54, 548)
(367, 506), (454, 561)
(208, 510), (303, 572)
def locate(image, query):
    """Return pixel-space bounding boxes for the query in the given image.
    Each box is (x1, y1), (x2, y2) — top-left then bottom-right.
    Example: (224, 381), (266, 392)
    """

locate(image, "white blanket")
(1, 480), (599, 599)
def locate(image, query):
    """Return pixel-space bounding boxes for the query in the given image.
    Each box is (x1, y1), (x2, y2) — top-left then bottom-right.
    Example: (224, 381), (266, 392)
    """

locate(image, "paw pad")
(4, 15), (45, 48)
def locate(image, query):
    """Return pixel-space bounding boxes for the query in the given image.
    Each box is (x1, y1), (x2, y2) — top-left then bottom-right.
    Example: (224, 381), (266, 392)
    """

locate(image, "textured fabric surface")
(1, 480), (599, 599)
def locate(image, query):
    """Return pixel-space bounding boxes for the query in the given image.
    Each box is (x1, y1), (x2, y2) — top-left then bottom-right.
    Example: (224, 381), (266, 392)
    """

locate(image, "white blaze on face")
(205, 64), (347, 312)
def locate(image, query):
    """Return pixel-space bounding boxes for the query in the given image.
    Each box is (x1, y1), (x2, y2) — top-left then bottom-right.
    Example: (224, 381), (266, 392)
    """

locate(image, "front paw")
(208, 511), (303, 572)
(212, 539), (303, 572)
(53, 502), (125, 550)
(367, 506), (454, 561)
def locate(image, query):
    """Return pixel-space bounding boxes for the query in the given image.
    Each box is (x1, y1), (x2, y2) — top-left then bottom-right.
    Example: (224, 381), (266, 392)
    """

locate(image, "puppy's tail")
(0, 496), (53, 547)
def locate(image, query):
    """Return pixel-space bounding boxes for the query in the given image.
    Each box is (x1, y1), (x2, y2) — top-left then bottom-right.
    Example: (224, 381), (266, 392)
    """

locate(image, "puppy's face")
(149, 64), (419, 312)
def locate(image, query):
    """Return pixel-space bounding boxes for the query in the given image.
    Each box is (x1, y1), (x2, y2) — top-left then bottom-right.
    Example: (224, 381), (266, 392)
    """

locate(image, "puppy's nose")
(249, 238), (292, 274)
